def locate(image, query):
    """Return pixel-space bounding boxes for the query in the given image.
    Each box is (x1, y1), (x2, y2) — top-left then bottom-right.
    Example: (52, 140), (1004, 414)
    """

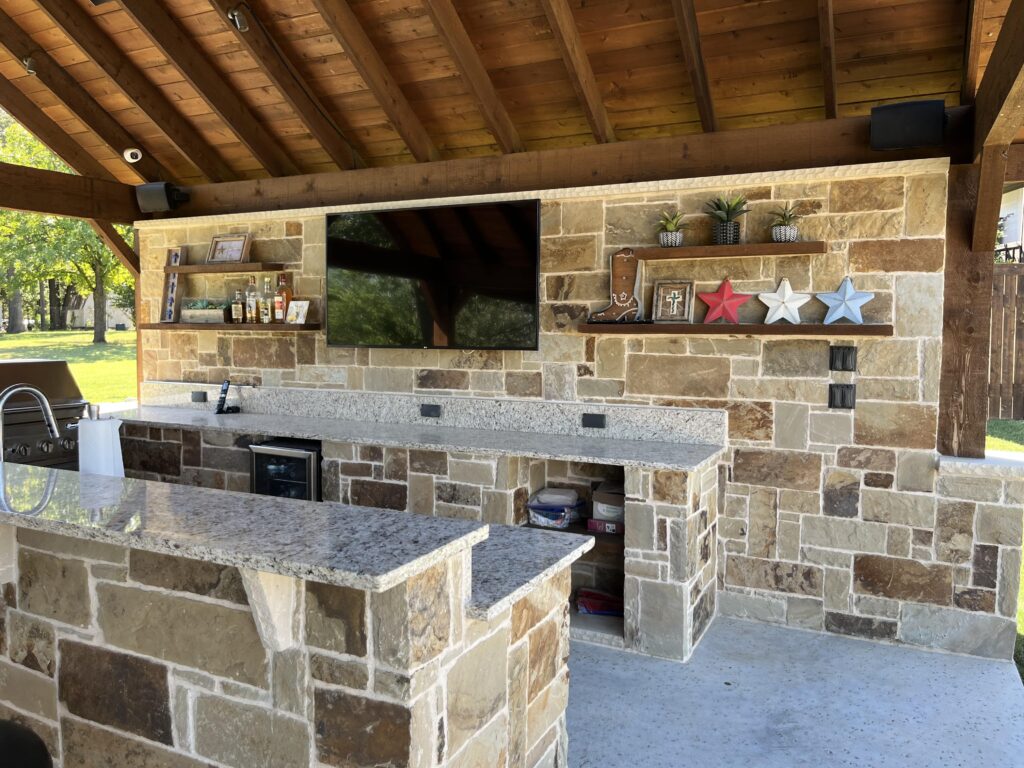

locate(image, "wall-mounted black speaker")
(135, 182), (190, 213)
(870, 100), (947, 150)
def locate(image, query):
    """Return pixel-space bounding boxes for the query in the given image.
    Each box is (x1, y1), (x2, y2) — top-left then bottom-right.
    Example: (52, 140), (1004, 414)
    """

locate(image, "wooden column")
(938, 165), (993, 457)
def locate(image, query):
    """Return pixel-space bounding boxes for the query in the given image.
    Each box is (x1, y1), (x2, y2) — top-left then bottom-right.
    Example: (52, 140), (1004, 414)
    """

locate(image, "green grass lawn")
(0, 329), (137, 403)
(987, 420), (1024, 453)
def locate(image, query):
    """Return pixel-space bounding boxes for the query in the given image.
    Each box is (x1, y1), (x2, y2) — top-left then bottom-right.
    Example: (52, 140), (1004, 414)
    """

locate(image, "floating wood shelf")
(163, 262), (288, 274)
(578, 322), (894, 337)
(139, 323), (320, 331)
(634, 241), (827, 261)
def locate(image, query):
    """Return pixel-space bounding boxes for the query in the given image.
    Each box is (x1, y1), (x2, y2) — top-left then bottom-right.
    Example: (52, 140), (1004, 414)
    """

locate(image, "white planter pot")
(771, 225), (799, 243)
(659, 231), (684, 247)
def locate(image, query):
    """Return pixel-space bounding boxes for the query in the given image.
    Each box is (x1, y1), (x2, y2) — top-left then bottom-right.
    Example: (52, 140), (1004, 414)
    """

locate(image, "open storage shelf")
(634, 241), (827, 260)
(578, 322), (894, 337)
(139, 323), (320, 331)
(526, 521), (625, 556)
(163, 262), (289, 274)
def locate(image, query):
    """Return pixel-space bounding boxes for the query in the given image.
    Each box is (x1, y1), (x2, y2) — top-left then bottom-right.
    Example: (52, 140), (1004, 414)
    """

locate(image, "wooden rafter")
(668, 0), (716, 132)
(0, 8), (170, 184)
(537, 0), (616, 143)
(171, 109), (972, 218)
(0, 161), (140, 224)
(119, 0), (301, 177)
(962, 0), (987, 103)
(207, 0), (362, 171)
(32, 0), (237, 184)
(423, 0), (525, 153)
(0, 75), (140, 275)
(311, 0), (440, 163)
(817, 0), (838, 119)
(974, 0), (1024, 155)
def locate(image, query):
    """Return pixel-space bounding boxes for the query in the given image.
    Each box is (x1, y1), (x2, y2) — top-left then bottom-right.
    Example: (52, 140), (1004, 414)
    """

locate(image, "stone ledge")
(938, 455), (1024, 480)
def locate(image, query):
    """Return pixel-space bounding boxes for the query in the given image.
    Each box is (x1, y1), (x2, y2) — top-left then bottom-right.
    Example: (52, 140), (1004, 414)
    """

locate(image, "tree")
(0, 110), (134, 340)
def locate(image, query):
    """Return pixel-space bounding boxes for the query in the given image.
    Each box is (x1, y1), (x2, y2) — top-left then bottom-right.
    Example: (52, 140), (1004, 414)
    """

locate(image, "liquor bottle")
(230, 289), (244, 324)
(274, 273), (291, 323)
(259, 278), (274, 324)
(244, 276), (259, 324)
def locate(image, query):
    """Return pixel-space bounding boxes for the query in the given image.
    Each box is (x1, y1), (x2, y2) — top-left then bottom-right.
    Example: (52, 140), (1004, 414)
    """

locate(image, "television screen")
(326, 200), (540, 349)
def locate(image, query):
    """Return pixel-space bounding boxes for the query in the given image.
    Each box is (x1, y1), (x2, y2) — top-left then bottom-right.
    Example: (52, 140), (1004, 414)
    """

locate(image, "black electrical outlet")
(828, 383), (856, 409)
(191, 391), (208, 403)
(582, 413), (606, 429)
(420, 403), (442, 418)
(829, 345), (858, 372)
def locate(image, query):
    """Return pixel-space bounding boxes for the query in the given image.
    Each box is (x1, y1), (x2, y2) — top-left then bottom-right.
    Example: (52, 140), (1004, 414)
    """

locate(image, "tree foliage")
(0, 110), (134, 340)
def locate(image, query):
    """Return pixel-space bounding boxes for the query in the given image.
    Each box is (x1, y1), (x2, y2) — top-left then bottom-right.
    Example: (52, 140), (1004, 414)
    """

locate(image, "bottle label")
(274, 296), (286, 320)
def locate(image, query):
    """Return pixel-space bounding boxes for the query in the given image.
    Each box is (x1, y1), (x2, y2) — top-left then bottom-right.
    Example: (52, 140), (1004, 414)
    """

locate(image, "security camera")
(123, 148), (144, 164)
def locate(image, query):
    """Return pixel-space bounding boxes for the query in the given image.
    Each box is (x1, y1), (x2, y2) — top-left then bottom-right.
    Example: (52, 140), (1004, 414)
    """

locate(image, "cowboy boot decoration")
(589, 248), (642, 322)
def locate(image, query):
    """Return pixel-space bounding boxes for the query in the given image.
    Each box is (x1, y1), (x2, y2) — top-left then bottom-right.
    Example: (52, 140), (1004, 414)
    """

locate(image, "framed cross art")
(652, 280), (695, 323)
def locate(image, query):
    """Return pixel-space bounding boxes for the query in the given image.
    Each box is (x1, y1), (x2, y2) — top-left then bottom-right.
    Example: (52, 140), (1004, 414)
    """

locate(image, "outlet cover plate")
(828, 383), (856, 409)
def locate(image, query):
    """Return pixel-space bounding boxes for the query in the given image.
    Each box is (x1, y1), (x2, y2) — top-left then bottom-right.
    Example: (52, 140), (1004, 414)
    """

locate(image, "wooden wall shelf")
(578, 322), (893, 337)
(139, 323), (320, 331)
(634, 241), (827, 261)
(163, 262), (288, 274)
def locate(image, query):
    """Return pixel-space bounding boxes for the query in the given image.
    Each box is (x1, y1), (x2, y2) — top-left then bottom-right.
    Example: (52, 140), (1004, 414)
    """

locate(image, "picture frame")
(286, 300), (310, 325)
(206, 233), (252, 264)
(652, 280), (695, 323)
(160, 247), (185, 323)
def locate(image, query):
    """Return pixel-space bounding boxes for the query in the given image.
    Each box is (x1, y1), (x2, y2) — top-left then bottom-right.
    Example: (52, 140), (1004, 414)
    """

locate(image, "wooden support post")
(939, 165), (993, 458)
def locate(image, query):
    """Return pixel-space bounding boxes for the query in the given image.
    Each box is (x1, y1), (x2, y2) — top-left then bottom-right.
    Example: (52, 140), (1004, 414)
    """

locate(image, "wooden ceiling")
(0, 0), (1012, 189)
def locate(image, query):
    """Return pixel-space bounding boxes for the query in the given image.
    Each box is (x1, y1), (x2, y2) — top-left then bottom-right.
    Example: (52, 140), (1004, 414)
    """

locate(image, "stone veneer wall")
(135, 159), (1023, 659)
(0, 527), (573, 767)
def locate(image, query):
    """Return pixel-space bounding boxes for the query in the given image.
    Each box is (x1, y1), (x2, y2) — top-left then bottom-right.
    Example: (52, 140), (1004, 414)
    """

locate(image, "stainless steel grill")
(0, 359), (86, 470)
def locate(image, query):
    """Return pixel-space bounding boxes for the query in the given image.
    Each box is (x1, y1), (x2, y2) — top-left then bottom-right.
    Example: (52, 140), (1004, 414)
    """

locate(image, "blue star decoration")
(816, 277), (874, 324)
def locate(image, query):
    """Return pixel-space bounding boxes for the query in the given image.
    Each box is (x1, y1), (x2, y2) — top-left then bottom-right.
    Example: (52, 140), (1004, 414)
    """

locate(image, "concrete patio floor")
(567, 617), (1024, 768)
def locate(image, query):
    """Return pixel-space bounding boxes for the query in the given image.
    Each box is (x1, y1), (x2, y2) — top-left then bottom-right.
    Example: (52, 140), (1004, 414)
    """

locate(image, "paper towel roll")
(78, 418), (125, 477)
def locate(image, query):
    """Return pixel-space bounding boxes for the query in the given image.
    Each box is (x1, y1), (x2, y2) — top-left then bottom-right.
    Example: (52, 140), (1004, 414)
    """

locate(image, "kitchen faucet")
(0, 384), (60, 462)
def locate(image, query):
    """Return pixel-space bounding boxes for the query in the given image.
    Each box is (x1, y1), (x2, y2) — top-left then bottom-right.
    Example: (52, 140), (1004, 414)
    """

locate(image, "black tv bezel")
(324, 199), (541, 351)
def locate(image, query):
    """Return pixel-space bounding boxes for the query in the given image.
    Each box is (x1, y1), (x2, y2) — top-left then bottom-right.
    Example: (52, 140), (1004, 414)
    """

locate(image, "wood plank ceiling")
(0, 0), (1008, 188)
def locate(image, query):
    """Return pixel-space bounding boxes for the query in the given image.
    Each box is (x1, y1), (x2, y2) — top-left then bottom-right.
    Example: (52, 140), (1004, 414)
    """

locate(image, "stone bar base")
(0, 527), (571, 767)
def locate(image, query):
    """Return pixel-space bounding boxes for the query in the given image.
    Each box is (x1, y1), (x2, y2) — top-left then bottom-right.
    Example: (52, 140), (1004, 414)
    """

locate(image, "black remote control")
(214, 380), (230, 414)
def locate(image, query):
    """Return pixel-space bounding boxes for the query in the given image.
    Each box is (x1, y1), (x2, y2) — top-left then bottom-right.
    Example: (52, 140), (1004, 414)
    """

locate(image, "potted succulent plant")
(704, 195), (750, 245)
(656, 210), (689, 247)
(769, 203), (802, 243)
(180, 298), (230, 324)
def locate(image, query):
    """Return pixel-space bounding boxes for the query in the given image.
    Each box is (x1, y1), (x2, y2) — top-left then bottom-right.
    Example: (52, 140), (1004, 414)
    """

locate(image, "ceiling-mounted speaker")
(136, 182), (190, 214)
(870, 100), (947, 150)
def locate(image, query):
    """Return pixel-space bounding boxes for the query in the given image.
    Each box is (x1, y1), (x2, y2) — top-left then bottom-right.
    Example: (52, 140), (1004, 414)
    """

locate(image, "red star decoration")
(698, 279), (752, 324)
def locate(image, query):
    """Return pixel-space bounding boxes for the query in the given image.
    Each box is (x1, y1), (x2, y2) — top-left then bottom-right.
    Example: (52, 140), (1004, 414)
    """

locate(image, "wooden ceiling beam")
(0, 8), (169, 184)
(423, 0), (525, 153)
(207, 0), (362, 171)
(33, 0), (237, 184)
(0, 75), (140, 275)
(961, 0), (987, 104)
(311, 0), (440, 162)
(0, 161), (140, 223)
(972, 144), (1008, 252)
(119, 0), (301, 177)
(172, 108), (972, 218)
(817, 0), (838, 119)
(668, 0), (716, 132)
(537, 0), (616, 143)
(974, 0), (1024, 155)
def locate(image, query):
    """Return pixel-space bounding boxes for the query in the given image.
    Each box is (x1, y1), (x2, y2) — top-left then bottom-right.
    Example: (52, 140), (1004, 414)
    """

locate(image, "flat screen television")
(326, 200), (540, 350)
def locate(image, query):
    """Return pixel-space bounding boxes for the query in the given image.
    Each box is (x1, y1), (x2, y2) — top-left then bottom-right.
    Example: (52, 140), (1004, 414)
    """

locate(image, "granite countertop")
(468, 523), (593, 620)
(119, 406), (726, 471)
(0, 463), (487, 591)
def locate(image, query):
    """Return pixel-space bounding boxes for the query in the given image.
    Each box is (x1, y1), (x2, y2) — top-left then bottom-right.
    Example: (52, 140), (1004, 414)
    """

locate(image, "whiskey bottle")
(230, 289), (244, 324)
(244, 276), (259, 324)
(274, 273), (292, 323)
(259, 278), (274, 324)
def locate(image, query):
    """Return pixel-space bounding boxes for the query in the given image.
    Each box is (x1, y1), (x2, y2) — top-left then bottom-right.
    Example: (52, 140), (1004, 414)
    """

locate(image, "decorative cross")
(665, 290), (684, 314)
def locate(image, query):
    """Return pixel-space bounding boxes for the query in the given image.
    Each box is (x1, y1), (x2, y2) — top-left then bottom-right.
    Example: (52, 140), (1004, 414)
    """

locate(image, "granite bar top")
(120, 406), (726, 471)
(468, 524), (594, 621)
(0, 463), (487, 591)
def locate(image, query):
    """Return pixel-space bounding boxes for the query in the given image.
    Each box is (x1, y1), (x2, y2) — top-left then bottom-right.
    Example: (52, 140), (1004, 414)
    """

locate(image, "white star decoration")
(758, 278), (811, 324)
(817, 277), (875, 324)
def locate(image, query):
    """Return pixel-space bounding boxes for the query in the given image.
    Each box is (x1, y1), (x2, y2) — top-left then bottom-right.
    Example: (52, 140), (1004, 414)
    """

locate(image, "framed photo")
(286, 300), (310, 325)
(160, 247), (185, 323)
(206, 233), (252, 264)
(652, 280), (695, 323)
